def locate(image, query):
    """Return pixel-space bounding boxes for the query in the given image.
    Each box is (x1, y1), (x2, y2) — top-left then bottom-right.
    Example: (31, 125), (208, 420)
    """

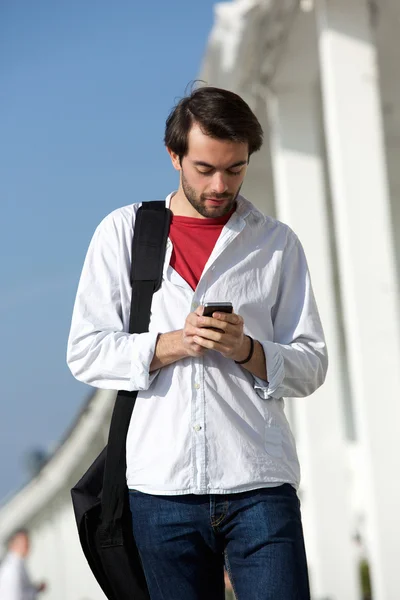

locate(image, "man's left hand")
(192, 308), (251, 363)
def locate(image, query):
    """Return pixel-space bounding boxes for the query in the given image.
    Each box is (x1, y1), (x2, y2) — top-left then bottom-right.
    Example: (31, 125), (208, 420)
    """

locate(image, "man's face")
(10, 532), (30, 557)
(170, 124), (249, 219)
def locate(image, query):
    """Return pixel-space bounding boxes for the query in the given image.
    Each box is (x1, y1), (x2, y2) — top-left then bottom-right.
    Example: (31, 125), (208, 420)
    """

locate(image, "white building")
(201, 1), (400, 599)
(1, 2), (400, 599)
(0, 390), (114, 600)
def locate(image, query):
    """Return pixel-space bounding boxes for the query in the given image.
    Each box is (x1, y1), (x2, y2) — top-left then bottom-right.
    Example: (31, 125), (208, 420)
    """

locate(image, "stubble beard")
(181, 170), (241, 219)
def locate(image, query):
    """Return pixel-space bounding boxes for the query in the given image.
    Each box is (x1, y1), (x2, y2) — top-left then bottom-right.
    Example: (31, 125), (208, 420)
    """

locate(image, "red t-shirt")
(169, 209), (235, 290)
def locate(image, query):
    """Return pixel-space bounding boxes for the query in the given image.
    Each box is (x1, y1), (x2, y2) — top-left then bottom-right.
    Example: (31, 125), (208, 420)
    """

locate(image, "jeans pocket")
(265, 425), (282, 458)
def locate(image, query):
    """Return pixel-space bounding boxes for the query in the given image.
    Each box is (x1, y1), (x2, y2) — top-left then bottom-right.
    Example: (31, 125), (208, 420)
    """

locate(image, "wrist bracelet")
(234, 336), (254, 365)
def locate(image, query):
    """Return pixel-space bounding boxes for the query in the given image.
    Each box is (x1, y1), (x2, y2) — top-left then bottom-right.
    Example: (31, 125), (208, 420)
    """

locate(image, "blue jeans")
(129, 484), (310, 600)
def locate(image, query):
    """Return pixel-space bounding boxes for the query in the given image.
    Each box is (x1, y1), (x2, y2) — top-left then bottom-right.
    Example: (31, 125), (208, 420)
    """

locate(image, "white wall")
(376, 0), (400, 279)
(25, 494), (106, 600)
(0, 389), (115, 600)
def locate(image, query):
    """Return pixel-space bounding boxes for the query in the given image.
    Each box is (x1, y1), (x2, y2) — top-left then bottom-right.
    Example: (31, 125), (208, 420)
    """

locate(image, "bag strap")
(101, 201), (171, 532)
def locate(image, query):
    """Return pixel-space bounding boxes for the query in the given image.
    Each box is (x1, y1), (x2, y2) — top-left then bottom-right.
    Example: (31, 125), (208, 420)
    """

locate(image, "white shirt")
(67, 193), (328, 494)
(0, 553), (37, 600)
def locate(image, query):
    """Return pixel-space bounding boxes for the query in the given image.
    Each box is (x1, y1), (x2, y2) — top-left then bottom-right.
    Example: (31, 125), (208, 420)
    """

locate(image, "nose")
(211, 172), (228, 195)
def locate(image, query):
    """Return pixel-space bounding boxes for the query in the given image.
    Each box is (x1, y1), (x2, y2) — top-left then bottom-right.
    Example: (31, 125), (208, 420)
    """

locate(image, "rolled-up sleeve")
(67, 211), (160, 391)
(254, 235), (328, 399)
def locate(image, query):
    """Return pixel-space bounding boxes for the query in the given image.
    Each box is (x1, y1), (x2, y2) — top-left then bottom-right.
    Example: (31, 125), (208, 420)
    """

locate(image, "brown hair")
(164, 86), (263, 159)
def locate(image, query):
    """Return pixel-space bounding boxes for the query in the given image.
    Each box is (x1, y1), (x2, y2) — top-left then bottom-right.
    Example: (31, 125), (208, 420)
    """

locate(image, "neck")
(170, 190), (208, 219)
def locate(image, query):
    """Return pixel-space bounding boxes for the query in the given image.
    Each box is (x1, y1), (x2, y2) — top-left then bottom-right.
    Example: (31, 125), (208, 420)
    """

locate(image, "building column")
(268, 84), (359, 600)
(267, 12), (359, 599)
(316, 1), (400, 598)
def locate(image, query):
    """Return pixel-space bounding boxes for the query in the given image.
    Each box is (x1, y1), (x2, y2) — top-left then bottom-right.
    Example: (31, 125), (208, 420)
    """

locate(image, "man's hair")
(5, 528), (29, 548)
(164, 86), (263, 159)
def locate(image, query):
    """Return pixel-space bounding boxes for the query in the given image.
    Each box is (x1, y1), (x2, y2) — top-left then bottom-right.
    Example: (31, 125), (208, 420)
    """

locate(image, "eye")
(197, 168), (214, 176)
(227, 169), (243, 176)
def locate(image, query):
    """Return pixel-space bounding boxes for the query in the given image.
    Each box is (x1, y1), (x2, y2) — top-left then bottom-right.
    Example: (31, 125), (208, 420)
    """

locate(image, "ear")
(166, 147), (182, 171)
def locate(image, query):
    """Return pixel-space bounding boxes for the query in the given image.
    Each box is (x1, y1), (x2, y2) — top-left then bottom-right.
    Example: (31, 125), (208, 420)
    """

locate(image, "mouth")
(204, 197), (230, 205)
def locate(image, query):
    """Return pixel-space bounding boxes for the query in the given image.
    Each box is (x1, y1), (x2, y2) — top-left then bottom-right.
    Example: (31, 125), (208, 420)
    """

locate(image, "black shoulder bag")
(71, 201), (172, 600)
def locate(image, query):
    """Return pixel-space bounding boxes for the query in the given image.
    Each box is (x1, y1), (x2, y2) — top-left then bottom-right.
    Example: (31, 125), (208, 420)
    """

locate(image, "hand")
(189, 306), (250, 362)
(182, 307), (209, 357)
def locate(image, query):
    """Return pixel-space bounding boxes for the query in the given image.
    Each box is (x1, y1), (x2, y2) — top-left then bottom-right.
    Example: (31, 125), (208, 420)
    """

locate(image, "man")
(0, 530), (46, 600)
(67, 86), (328, 599)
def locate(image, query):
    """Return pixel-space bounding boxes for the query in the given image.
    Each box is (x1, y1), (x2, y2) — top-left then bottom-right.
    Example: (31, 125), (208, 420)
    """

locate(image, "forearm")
(259, 339), (328, 398)
(234, 337), (268, 382)
(67, 329), (160, 391)
(150, 330), (189, 372)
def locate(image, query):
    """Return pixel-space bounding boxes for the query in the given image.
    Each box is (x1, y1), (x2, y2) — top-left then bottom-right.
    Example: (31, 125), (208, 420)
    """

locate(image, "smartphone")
(203, 302), (233, 317)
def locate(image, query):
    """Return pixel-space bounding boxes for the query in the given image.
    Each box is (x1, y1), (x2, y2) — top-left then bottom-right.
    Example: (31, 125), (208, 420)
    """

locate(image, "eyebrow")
(192, 160), (248, 169)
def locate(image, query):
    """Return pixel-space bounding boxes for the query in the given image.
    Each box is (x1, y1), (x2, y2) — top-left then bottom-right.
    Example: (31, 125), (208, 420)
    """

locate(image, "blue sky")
(0, 0), (219, 502)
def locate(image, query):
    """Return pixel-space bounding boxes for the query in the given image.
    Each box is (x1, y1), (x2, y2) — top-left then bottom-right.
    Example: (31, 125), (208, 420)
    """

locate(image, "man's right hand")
(150, 307), (207, 372)
(182, 306), (208, 357)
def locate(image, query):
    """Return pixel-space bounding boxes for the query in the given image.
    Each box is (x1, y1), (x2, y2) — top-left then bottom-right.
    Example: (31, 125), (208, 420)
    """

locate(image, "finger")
(186, 312), (199, 326)
(194, 327), (226, 342)
(194, 336), (232, 354)
(193, 335), (218, 350)
(184, 335), (207, 355)
(192, 344), (206, 355)
(198, 317), (243, 337)
(184, 323), (202, 337)
(213, 312), (243, 326)
(195, 305), (204, 317)
(197, 316), (229, 331)
(186, 314), (207, 330)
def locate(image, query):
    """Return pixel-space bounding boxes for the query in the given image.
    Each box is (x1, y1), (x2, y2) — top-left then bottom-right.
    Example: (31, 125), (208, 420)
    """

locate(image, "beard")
(181, 170), (241, 218)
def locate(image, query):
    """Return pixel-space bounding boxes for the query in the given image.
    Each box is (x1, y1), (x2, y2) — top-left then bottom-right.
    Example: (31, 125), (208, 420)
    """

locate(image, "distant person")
(67, 85), (328, 599)
(0, 529), (46, 600)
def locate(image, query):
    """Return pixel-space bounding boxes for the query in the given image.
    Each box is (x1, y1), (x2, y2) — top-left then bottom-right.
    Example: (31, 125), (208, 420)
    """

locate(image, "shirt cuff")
(253, 340), (285, 399)
(130, 331), (160, 391)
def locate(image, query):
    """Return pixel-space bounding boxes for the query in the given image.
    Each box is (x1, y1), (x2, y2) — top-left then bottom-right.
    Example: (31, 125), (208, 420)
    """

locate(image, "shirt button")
(191, 301), (198, 311)
(194, 383), (200, 390)
(193, 425), (202, 432)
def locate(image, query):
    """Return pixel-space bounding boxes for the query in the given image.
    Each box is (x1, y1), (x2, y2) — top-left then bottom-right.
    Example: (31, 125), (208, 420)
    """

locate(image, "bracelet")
(234, 336), (254, 365)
